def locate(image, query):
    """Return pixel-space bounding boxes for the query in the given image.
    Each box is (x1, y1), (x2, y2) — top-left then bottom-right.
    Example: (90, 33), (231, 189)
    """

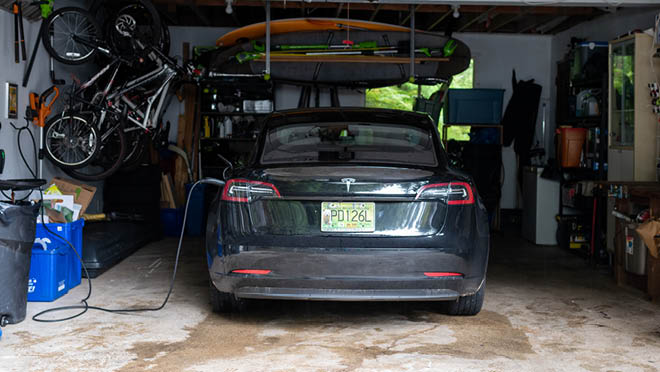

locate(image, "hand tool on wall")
(26, 86), (59, 129)
(22, 1), (63, 87)
(25, 86), (59, 178)
(13, 1), (27, 63)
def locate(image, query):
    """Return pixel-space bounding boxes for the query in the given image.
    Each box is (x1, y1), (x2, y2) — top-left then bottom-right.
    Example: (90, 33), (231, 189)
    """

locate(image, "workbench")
(603, 182), (660, 302)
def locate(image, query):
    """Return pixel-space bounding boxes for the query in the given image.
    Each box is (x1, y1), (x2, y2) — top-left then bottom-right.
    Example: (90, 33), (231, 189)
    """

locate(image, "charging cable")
(32, 178), (225, 322)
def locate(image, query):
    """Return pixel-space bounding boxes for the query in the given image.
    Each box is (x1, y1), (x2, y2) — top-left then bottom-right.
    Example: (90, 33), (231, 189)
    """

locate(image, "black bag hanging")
(501, 70), (542, 152)
(500, 70), (542, 186)
(0, 201), (40, 325)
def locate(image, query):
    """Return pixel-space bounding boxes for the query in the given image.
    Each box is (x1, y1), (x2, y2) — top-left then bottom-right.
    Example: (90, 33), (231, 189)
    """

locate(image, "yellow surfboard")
(216, 18), (411, 47)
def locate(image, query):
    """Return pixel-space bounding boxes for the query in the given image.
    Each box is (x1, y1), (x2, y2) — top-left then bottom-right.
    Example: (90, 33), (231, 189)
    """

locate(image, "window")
(261, 122), (438, 166)
(365, 59), (474, 141)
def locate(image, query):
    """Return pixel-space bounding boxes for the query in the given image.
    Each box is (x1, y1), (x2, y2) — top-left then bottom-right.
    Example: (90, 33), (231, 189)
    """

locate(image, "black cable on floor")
(32, 181), (200, 322)
(2, 116), (211, 323)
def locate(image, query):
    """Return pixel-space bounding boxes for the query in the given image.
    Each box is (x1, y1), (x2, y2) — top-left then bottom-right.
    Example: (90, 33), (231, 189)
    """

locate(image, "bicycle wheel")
(64, 121), (127, 182)
(106, 1), (162, 57)
(42, 7), (102, 65)
(121, 128), (149, 171)
(44, 113), (100, 169)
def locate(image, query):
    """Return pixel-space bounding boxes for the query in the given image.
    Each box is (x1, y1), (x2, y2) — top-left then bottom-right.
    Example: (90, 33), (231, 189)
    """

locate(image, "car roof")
(264, 107), (435, 129)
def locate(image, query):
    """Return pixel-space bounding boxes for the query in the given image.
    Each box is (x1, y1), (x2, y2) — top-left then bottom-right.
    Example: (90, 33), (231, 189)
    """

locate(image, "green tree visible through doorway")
(366, 59), (474, 141)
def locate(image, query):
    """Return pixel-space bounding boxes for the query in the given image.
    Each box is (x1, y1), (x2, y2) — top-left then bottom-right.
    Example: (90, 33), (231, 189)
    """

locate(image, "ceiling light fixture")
(452, 4), (460, 18)
(226, 0), (233, 14)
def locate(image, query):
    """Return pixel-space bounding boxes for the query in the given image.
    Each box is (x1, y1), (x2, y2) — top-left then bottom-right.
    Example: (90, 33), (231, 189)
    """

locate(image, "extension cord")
(32, 177), (225, 322)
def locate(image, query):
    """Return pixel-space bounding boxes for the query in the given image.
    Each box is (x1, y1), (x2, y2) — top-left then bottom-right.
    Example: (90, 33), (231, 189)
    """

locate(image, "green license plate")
(321, 202), (375, 232)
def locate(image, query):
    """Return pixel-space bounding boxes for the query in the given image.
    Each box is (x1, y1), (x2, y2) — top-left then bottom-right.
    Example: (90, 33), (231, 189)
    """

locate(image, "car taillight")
(222, 179), (281, 202)
(415, 182), (474, 205)
(231, 269), (271, 275)
(424, 272), (464, 277)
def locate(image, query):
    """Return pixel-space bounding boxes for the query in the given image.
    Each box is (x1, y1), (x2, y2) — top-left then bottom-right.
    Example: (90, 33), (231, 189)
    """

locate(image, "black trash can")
(0, 200), (40, 325)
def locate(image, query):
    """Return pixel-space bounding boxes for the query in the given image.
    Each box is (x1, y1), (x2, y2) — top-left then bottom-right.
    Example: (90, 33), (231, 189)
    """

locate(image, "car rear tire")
(209, 281), (245, 313)
(443, 282), (485, 316)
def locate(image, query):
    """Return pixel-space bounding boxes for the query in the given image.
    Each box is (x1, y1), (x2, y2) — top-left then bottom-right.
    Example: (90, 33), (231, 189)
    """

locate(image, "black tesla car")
(205, 108), (489, 315)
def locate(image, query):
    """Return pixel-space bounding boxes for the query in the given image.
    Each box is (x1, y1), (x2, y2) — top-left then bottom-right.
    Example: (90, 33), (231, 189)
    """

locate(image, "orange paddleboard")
(216, 18), (411, 47)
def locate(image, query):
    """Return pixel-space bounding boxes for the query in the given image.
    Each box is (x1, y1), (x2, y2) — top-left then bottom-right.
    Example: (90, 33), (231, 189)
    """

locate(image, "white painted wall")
(453, 32), (554, 209)
(0, 2), (105, 211)
(0, 9), (51, 200)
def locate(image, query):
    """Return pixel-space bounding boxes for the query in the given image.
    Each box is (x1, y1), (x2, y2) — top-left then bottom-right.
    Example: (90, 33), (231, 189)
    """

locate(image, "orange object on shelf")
(557, 127), (587, 168)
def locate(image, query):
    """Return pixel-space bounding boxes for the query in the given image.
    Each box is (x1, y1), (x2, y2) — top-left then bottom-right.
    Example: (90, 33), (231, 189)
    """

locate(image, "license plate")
(321, 202), (375, 232)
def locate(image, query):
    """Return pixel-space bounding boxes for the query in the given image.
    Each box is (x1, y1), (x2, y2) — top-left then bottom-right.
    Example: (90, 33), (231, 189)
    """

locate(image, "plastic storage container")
(185, 183), (207, 236)
(36, 219), (85, 289)
(557, 128), (587, 167)
(625, 223), (647, 275)
(414, 89), (445, 123)
(160, 208), (184, 237)
(414, 97), (443, 123)
(444, 89), (505, 124)
(27, 242), (69, 302)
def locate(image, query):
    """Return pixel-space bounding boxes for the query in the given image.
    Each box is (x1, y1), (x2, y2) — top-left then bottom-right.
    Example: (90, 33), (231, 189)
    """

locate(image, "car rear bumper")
(209, 247), (488, 301)
(234, 287), (460, 301)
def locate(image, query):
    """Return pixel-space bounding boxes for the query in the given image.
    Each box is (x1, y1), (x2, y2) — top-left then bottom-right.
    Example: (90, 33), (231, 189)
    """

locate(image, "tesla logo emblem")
(341, 178), (356, 192)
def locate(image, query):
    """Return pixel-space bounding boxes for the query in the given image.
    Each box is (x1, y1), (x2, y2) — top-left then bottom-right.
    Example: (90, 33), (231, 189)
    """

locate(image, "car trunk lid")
(222, 166), (450, 241)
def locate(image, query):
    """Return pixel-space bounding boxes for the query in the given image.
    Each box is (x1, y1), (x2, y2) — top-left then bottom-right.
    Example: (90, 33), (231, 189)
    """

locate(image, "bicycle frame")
(108, 63), (177, 131)
(67, 56), (177, 137)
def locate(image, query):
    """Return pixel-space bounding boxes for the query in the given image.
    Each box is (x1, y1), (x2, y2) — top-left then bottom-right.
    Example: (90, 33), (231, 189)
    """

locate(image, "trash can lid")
(0, 179), (46, 191)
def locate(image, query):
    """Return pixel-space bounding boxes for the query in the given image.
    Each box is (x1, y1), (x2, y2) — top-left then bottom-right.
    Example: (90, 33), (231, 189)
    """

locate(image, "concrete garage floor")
(2, 230), (660, 372)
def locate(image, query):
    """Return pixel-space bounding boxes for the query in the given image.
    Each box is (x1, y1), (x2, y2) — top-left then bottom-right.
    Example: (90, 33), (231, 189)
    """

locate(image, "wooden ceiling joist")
(426, 9), (453, 31)
(152, 1), (598, 17)
(369, 4), (382, 21)
(545, 15), (590, 34)
(487, 7), (533, 33)
(399, 4), (422, 25)
(150, 0), (606, 35)
(185, 0), (211, 26)
(457, 6), (497, 32)
(517, 15), (553, 33)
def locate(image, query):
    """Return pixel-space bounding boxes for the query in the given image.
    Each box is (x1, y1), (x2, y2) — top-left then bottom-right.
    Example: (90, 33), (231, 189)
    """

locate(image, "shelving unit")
(198, 76), (274, 178)
(608, 33), (660, 181)
(554, 40), (610, 261)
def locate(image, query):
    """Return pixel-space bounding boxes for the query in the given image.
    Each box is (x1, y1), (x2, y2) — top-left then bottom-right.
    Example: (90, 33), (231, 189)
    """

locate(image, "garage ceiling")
(151, 0), (649, 34)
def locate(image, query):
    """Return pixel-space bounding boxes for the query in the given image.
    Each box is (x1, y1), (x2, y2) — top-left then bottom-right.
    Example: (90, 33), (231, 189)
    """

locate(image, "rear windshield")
(260, 122), (438, 166)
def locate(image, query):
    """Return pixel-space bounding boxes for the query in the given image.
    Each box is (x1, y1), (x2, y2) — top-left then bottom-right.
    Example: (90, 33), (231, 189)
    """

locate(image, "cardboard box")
(50, 178), (96, 215)
(44, 178), (97, 222)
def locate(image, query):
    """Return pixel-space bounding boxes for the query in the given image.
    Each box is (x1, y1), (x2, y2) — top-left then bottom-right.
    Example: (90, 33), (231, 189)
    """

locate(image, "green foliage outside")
(366, 59), (474, 141)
